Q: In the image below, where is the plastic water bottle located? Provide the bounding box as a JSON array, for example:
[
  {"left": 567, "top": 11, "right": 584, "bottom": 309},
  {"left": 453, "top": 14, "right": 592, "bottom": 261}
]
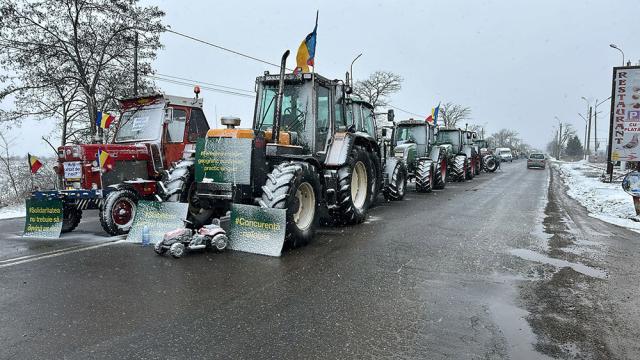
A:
[{"left": 142, "top": 225, "right": 150, "bottom": 246}]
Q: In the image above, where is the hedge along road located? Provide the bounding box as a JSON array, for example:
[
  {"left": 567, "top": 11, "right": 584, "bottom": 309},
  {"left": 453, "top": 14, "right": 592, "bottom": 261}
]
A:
[{"left": 0, "top": 160, "right": 636, "bottom": 359}]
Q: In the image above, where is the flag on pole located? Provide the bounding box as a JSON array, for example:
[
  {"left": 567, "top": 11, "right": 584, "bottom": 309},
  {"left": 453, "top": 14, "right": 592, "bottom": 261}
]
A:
[
  {"left": 28, "top": 153, "right": 42, "bottom": 174},
  {"left": 96, "top": 111, "right": 114, "bottom": 129},
  {"left": 97, "top": 149, "right": 114, "bottom": 171},
  {"left": 294, "top": 11, "right": 319, "bottom": 74},
  {"left": 432, "top": 103, "right": 440, "bottom": 127}
]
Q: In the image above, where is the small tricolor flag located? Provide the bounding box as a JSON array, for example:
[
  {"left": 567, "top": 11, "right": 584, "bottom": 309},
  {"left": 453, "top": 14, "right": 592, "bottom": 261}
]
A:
[
  {"left": 426, "top": 103, "right": 440, "bottom": 126},
  {"left": 294, "top": 11, "right": 318, "bottom": 74},
  {"left": 28, "top": 153, "right": 42, "bottom": 174},
  {"left": 96, "top": 111, "right": 114, "bottom": 129},
  {"left": 97, "top": 149, "right": 114, "bottom": 171}
]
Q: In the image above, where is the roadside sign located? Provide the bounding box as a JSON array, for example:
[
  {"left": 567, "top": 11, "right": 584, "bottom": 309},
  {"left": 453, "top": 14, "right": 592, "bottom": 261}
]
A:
[
  {"left": 609, "top": 66, "right": 640, "bottom": 162},
  {"left": 228, "top": 203, "right": 286, "bottom": 257},
  {"left": 195, "top": 137, "right": 253, "bottom": 185},
  {"left": 63, "top": 161, "right": 82, "bottom": 180},
  {"left": 23, "top": 198, "right": 63, "bottom": 238},
  {"left": 126, "top": 200, "right": 188, "bottom": 244}
]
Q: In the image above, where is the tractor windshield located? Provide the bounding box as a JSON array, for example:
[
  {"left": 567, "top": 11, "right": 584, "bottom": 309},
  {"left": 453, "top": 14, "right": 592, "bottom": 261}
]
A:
[
  {"left": 396, "top": 125, "right": 426, "bottom": 145},
  {"left": 256, "top": 83, "right": 312, "bottom": 135},
  {"left": 114, "top": 105, "right": 164, "bottom": 143},
  {"left": 436, "top": 131, "right": 460, "bottom": 147}
]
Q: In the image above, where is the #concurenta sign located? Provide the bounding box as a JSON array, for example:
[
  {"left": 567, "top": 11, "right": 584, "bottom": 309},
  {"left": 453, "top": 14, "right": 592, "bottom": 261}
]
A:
[{"left": 611, "top": 66, "right": 640, "bottom": 161}]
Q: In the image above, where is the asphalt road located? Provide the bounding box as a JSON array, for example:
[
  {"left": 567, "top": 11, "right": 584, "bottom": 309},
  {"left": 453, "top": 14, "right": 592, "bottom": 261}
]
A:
[{"left": 1, "top": 160, "right": 639, "bottom": 359}]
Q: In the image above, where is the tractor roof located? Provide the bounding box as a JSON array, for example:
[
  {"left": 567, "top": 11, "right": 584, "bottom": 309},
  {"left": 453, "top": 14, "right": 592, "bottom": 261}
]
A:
[
  {"left": 397, "top": 119, "right": 432, "bottom": 127},
  {"left": 119, "top": 93, "right": 203, "bottom": 110},
  {"left": 256, "top": 72, "right": 337, "bottom": 87}
]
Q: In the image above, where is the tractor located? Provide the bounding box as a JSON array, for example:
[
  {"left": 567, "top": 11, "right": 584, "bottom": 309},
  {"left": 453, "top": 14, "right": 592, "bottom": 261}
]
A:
[
  {"left": 434, "top": 128, "right": 478, "bottom": 182},
  {"left": 473, "top": 138, "right": 499, "bottom": 172},
  {"left": 384, "top": 119, "right": 448, "bottom": 194},
  {"left": 31, "top": 91, "right": 212, "bottom": 236},
  {"left": 195, "top": 51, "right": 379, "bottom": 248},
  {"left": 464, "top": 130, "right": 482, "bottom": 176}
]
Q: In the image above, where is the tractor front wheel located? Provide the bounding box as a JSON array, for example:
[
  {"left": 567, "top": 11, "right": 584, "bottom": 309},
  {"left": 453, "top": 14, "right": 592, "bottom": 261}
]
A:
[
  {"left": 333, "top": 148, "right": 372, "bottom": 225},
  {"left": 384, "top": 161, "right": 407, "bottom": 201},
  {"left": 368, "top": 152, "right": 382, "bottom": 207},
  {"left": 415, "top": 159, "right": 433, "bottom": 193},
  {"left": 61, "top": 206, "right": 82, "bottom": 233},
  {"left": 433, "top": 156, "right": 447, "bottom": 190},
  {"left": 451, "top": 155, "right": 467, "bottom": 182},
  {"left": 100, "top": 189, "right": 138, "bottom": 236},
  {"left": 259, "top": 161, "right": 320, "bottom": 248}
]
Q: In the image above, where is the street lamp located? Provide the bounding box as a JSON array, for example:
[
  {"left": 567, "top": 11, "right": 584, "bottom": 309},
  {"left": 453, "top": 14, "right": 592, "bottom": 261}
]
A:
[{"left": 610, "top": 43, "right": 625, "bottom": 66}]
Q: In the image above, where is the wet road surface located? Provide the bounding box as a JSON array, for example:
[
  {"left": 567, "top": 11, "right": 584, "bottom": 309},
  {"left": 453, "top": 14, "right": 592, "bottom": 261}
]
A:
[{"left": 1, "top": 160, "right": 638, "bottom": 359}]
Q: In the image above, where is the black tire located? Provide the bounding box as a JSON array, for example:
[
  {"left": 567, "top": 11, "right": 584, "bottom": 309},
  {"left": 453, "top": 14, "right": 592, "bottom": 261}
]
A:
[
  {"left": 451, "top": 155, "right": 467, "bottom": 182},
  {"left": 100, "top": 189, "right": 138, "bottom": 236},
  {"left": 433, "top": 156, "right": 447, "bottom": 190},
  {"left": 332, "top": 147, "right": 372, "bottom": 225},
  {"left": 165, "top": 160, "right": 214, "bottom": 228},
  {"left": 415, "top": 159, "right": 433, "bottom": 193},
  {"left": 484, "top": 155, "right": 498, "bottom": 172},
  {"left": 384, "top": 161, "right": 407, "bottom": 201},
  {"left": 61, "top": 206, "right": 82, "bottom": 233},
  {"left": 466, "top": 157, "right": 475, "bottom": 180},
  {"left": 368, "top": 152, "right": 382, "bottom": 207},
  {"left": 259, "top": 161, "right": 320, "bottom": 248},
  {"left": 474, "top": 157, "right": 481, "bottom": 175}
]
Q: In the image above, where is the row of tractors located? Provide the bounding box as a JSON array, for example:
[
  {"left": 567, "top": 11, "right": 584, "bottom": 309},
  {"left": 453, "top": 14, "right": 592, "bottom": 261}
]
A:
[{"left": 32, "top": 50, "right": 499, "bottom": 249}]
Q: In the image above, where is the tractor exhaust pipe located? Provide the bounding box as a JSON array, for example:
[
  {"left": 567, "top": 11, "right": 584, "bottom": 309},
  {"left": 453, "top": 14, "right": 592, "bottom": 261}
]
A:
[{"left": 272, "top": 50, "right": 290, "bottom": 145}]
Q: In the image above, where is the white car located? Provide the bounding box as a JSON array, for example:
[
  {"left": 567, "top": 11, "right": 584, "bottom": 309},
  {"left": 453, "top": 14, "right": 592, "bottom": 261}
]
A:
[{"left": 496, "top": 148, "right": 513, "bottom": 162}]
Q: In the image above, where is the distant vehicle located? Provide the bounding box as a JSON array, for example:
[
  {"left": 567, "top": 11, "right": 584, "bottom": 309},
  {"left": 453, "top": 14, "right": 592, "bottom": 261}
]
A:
[
  {"left": 496, "top": 148, "right": 513, "bottom": 162},
  {"left": 527, "top": 153, "right": 546, "bottom": 169}
]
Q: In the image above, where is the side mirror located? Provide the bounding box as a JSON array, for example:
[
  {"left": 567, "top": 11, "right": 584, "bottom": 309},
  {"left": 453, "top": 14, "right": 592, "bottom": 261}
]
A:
[
  {"left": 164, "top": 108, "right": 173, "bottom": 124},
  {"left": 387, "top": 109, "right": 395, "bottom": 123}
]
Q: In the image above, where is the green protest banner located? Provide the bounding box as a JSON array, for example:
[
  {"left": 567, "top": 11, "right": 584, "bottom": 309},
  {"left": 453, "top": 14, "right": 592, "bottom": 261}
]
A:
[
  {"left": 23, "top": 198, "right": 63, "bottom": 238},
  {"left": 126, "top": 200, "right": 188, "bottom": 244},
  {"left": 195, "top": 137, "right": 253, "bottom": 184},
  {"left": 229, "top": 203, "right": 286, "bottom": 257}
]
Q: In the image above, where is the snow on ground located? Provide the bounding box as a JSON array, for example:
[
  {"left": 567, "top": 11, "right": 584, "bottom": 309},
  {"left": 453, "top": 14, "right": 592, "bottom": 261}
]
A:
[
  {"left": 0, "top": 204, "right": 26, "bottom": 220},
  {"left": 556, "top": 161, "right": 640, "bottom": 232}
]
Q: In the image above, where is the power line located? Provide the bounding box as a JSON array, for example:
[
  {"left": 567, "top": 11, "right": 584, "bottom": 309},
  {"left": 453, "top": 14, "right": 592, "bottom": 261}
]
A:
[
  {"left": 147, "top": 75, "right": 254, "bottom": 98},
  {"left": 388, "top": 104, "right": 426, "bottom": 119},
  {"left": 154, "top": 73, "right": 254, "bottom": 93}
]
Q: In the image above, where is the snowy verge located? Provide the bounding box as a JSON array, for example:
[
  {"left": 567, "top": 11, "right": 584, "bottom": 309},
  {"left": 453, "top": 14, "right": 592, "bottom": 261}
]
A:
[
  {"left": 0, "top": 204, "right": 26, "bottom": 220},
  {"left": 556, "top": 161, "right": 640, "bottom": 232}
]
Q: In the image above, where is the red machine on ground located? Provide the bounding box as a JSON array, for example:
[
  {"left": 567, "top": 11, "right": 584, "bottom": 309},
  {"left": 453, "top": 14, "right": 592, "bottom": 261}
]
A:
[{"left": 32, "top": 90, "right": 213, "bottom": 235}]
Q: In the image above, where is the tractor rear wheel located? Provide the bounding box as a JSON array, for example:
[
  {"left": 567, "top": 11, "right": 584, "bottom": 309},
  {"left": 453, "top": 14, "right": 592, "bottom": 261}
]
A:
[
  {"left": 165, "top": 159, "right": 214, "bottom": 228},
  {"left": 451, "top": 155, "right": 467, "bottom": 182},
  {"left": 384, "top": 161, "right": 407, "bottom": 201},
  {"left": 259, "top": 161, "right": 320, "bottom": 248},
  {"left": 433, "top": 156, "right": 447, "bottom": 190},
  {"left": 415, "top": 159, "right": 433, "bottom": 193},
  {"left": 100, "top": 189, "right": 138, "bottom": 236},
  {"left": 368, "top": 152, "right": 382, "bottom": 207},
  {"left": 467, "top": 158, "right": 475, "bottom": 180},
  {"left": 61, "top": 206, "right": 82, "bottom": 233},
  {"left": 474, "top": 157, "right": 481, "bottom": 175},
  {"left": 333, "top": 147, "right": 371, "bottom": 225}
]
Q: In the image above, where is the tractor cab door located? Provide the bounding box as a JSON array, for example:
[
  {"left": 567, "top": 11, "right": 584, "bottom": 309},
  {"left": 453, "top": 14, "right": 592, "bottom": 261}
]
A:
[{"left": 163, "top": 106, "right": 189, "bottom": 167}]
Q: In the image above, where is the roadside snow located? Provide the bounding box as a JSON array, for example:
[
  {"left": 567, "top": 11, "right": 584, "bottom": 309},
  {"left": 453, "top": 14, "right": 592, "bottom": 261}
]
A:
[
  {"left": 0, "top": 204, "right": 26, "bottom": 220},
  {"left": 556, "top": 161, "right": 640, "bottom": 232}
]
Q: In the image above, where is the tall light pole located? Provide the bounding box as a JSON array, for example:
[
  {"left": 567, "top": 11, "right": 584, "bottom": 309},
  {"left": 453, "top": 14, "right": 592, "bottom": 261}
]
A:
[
  {"left": 581, "top": 97, "right": 592, "bottom": 157},
  {"left": 610, "top": 44, "right": 625, "bottom": 66},
  {"left": 578, "top": 113, "right": 588, "bottom": 160},
  {"left": 555, "top": 116, "right": 563, "bottom": 160}
]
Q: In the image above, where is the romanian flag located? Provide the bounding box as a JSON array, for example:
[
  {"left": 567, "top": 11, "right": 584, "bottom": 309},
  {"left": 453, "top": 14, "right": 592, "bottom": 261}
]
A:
[
  {"left": 28, "top": 153, "right": 42, "bottom": 174},
  {"left": 426, "top": 104, "right": 440, "bottom": 126},
  {"left": 96, "top": 111, "right": 114, "bottom": 129},
  {"left": 295, "top": 12, "right": 318, "bottom": 74},
  {"left": 97, "top": 149, "right": 114, "bottom": 171}
]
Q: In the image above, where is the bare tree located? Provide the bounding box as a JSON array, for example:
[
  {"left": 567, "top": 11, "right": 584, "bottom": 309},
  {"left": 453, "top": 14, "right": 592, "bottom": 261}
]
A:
[
  {"left": 353, "top": 71, "right": 403, "bottom": 110},
  {"left": 490, "top": 128, "right": 520, "bottom": 148},
  {"left": 439, "top": 102, "right": 471, "bottom": 128},
  {"left": 0, "top": 0, "right": 164, "bottom": 143},
  {"left": 0, "top": 131, "right": 19, "bottom": 197}
]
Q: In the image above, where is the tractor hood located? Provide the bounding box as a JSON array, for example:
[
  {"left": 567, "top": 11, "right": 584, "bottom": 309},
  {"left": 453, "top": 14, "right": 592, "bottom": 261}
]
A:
[{"left": 393, "top": 142, "right": 416, "bottom": 160}]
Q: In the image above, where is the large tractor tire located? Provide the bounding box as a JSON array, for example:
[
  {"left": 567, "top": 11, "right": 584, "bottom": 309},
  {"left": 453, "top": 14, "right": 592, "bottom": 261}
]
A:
[
  {"left": 368, "top": 152, "right": 383, "bottom": 207},
  {"left": 61, "top": 206, "right": 82, "bottom": 233},
  {"left": 259, "top": 161, "right": 320, "bottom": 248},
  {"left": 415, "top": 159, "right": 433, "bottom": 193},
  {"left": 433, "top": 155, "right": 447, "bottom": 190},
  {"left": 466, "top": 157, "right": 475, "bottom": 180},
  {"left": 451, "top": 155, "right": 467, "bottom": 182},
  {"left": 384, "top": 160, "right": 407, "bottom": 201},
  {"left": 484, "top": 155, "right": 499, "bottom": 172},
  {"left": 165, "top": 159, "right": 215, "bottom": 228},
  {"left": 474, "top": 157, "right": 481, "bottom": 175},
  {"left": 100, "top": 189, "right": 138, "bottom": 236},
  {"left": 332, "top": 147, "right": 372, "bottom": 225}
]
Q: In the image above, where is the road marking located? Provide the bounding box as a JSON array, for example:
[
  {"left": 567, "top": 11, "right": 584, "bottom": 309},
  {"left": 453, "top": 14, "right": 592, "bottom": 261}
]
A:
[{"left": 0, "top": 240, "right": 124, "bottom": 269}]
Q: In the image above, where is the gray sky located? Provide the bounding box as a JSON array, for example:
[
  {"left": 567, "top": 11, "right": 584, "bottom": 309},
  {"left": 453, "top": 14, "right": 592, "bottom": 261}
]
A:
[{"left": 5, "top": 0, "right": 639, "bottom": 155}]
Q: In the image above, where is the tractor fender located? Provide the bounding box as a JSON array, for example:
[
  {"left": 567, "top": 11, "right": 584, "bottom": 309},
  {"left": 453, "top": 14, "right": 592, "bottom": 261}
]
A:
[
  {"left": 428, "top": 145, "right": 444, "bottom": 162},
  {"left": 383, "top": 157, "right": 404, "bottom": 186},
  {"left": 324, "top": 132, "right": 355, "bottom": 167}
]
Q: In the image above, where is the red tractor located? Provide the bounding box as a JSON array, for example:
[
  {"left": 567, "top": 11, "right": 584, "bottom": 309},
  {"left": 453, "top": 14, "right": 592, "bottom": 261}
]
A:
[{"left": 31, "top": 91, "right": 213, "bottom": 235}]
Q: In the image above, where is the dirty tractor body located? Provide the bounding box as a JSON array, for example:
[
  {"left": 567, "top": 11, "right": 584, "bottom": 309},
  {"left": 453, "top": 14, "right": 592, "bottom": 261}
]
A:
[
  {"left": 434, "top": 128, "right": 478, "bottom": 182},
  {"left": 31, "top": 93, "right": 212, "bottom": 235}
]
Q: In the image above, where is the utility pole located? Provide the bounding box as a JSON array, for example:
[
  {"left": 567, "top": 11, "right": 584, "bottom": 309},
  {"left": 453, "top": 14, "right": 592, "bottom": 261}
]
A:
[
  {"left": 557, "top": 123, "right": 563, "bottom": 159},
  {"left": 586, "top": 106, "right": 592, "bottom": 158},
  {"left": 133, "top": 32, "right": 139, "bottom": 95}
]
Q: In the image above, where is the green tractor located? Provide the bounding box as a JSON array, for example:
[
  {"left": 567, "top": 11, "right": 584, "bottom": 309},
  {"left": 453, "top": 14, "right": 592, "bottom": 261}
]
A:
[
  {"left": 434, "top": 128, "right": 478, "bottom": 182},
  {"left": 195, "top": 51, "right": 379, "bottom": 248},
  {"left": 385, "top": 119, "right": 448, "bottom": 194}
]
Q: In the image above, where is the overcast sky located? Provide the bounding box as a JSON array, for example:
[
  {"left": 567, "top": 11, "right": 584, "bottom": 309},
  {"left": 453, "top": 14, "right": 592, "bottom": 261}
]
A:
[{"left": 4, "top": 0, "right": 639, "bottom": 155}]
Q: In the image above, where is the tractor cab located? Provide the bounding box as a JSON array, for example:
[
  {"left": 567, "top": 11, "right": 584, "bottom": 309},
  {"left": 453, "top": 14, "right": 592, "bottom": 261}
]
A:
[{"left": 435, "top": 128, "right": 464, "bottom": 153}]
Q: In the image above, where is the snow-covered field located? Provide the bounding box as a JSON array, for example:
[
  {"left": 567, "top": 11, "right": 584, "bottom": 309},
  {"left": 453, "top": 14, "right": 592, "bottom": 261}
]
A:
[
  {"left": 556, "top": 161, "right": 640, "bottom": 232},
  {"left": 0, "top": 204, "right": 26, "bottom": 220}
]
